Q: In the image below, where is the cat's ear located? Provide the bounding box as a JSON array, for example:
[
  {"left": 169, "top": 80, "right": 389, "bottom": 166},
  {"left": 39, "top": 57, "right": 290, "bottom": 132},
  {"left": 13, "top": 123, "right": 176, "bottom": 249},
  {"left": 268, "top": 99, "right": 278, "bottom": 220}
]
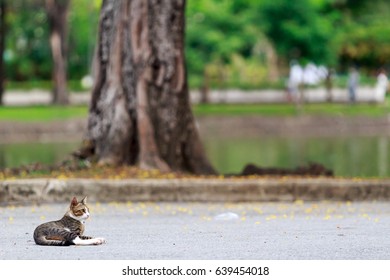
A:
[
  {"left": 70, "top": 197, "right": 78, "bottom": 208},
  {"left": 81, "top": 196, "right": 87, "bottom": 204}
]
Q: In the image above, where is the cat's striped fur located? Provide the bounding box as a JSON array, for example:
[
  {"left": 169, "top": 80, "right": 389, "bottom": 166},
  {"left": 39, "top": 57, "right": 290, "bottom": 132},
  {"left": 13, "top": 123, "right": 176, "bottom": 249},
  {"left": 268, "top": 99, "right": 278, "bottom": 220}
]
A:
[{"left": 33, "top": 197, "right": 105, "bottom": 246}]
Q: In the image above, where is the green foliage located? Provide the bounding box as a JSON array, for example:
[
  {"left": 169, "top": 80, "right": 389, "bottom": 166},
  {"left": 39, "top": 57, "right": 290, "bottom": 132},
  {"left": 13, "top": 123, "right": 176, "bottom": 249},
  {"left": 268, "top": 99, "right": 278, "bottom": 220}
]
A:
[
  {"left": 3, "top": 0, "right": 390, "bottom": 90},
  {"left": 186, "top": 0, "right": 266, "bottom": 88},
  {"left": 310, "top": 0, "right": 390, "bottom": 70},
  {"left": 4, "top": 0, "right": 101, "bottom": 82},
  {"left": 67, "top": 0, "right": 101, "bottom": 79},
  {"left": 258, "top": 0, "right": 337, "bottom": 64},
  {"left": 5, "top": 2, "right": 51, "bottom": 80},
  {"left": 185, "top": 0, "right": 343, "bottom": 89},
  {"left": 336, "top": 0, "right": 390, "bottom": 68}
]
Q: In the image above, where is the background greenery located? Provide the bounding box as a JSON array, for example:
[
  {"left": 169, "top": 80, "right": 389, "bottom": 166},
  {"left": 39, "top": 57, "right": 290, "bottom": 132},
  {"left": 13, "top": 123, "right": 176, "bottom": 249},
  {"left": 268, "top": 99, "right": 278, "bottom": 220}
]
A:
[{"left": 3, "top": 0, "right": 390, "bottom": 90}]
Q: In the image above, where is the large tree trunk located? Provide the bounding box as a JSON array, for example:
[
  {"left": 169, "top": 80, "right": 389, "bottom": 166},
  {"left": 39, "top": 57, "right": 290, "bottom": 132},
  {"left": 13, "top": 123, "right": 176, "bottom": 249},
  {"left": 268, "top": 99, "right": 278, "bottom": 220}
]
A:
[
  {"left": 46, "top": 0, "right": 69, "bottom": 105},
  {"left": 84, "top": 0, "right": 216, "bottom": 175},
  {"left": 0, "top": 0, "right": 6, "bottom": 105}
]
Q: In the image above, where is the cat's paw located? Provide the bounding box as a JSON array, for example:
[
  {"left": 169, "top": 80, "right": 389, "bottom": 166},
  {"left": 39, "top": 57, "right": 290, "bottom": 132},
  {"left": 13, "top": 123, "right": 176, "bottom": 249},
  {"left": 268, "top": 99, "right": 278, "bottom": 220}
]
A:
[{"left": 92, "top": 237, "right": 106, "bottom": 245}]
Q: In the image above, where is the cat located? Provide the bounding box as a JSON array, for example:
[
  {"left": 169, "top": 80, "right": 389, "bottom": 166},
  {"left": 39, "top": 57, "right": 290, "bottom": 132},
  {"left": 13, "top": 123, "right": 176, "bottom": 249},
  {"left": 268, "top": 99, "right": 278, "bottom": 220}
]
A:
[{"left": 33, "top": 196, "right": 105, "bottom": 246}]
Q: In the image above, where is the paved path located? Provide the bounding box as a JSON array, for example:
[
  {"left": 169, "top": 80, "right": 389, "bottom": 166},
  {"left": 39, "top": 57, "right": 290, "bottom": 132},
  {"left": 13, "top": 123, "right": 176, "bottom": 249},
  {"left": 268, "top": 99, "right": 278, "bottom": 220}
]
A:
[
  {"left": 1, "top": 201, "right": 390, "bottom": 259},
  {"left": 2, "top": 87, "right": 380, "bottom": 106}
]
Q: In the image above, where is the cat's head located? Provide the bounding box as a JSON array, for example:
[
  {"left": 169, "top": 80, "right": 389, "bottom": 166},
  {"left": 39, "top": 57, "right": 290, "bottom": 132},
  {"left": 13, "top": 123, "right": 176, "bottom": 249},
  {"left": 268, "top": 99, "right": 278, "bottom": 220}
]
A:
[{"left": 69, "top": 196, "right": 90, "bottom": 221}]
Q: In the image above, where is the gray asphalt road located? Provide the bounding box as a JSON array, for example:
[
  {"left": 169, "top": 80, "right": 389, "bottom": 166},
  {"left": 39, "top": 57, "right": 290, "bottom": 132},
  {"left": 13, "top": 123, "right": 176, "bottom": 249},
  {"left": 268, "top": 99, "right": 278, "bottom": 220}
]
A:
[{"left": 1, "top": 201, "right": 390, "bottom": 260}]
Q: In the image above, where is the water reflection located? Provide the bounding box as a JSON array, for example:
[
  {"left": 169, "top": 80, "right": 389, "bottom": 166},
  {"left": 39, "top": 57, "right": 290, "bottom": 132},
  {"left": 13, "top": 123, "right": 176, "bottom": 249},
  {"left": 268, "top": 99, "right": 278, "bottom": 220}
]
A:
[
  {"left": 0, "top": 136, "right": 389, "bottom": 178},
  {"left": 203, "top": 135, "right": 390, "bottom": 178},
  {"left": 0, "top": 142, "right": 79, "bottom": 169}
]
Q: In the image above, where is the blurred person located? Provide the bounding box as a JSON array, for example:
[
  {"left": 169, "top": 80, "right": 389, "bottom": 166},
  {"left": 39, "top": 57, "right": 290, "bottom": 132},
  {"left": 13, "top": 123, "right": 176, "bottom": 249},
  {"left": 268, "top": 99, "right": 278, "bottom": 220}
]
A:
[
  {"left": 286, "top": 60, "right": 303, "bottom": 102},
  {"left": 303, "top": 62, "right": 320, "bottom": 86},
  {"left": 347, "top": 67, "right": 359, "bottom": 103},
  {"left": 325, "top": 68, "right": 335, "bottom": 102},
  {"left": 374, "top": 68, "right": 389, "bottom": 103},
  {"left": 317, "top": 65, "right": 328, "bottom": 81}
]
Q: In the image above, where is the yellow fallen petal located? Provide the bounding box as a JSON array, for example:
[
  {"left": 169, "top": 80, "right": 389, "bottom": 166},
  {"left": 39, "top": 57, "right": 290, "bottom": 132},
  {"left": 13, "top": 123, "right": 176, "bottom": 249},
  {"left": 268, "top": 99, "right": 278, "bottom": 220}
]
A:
[
  {"left": 56, "top": 174, "right": 68, "bottom": 180},
  {"left": 294, "top": 199, "right": 304, "bottom": 206},
  {"left": 266, "top": 215, "right": 277, "bottom": 221}
]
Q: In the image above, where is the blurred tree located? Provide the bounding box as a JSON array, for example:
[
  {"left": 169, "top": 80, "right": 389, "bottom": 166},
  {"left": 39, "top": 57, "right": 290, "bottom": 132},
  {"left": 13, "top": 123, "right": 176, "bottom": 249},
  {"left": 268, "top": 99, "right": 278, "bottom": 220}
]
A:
[
  {"left": 0, "top": 0, "right": 6, "bottom": 105},
  {"left": 5, "top": 1, "right": 51, "bottom": 81},
  {"left": 67, "top": 0, "right": 101, "bottom": 79},
  {"left": 46, "top": 0, "right": 70, "bottom": 105},
  {"left": 259, "top": 0, "right": 337, "bottom": 66},
  {"left": 79, "top": 0, "right": 215, "bottom": 174},
  {"left": 331, "top": 0, "right": 390, "bottom": 69},
  {"left": 3, "top": 0, "right": 100, "bottom": 83},
  {"left": 1, "top": 0, "right": 389, "bottom": 90},
  {"left": 186, "top": 0, "right": 273, "bottom": 89}
]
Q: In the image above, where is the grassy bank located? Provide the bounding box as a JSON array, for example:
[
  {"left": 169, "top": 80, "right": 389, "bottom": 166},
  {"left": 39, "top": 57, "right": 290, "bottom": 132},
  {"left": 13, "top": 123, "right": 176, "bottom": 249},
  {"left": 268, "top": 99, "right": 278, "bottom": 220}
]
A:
[
  {"left": 0, "top": 102, "right": 389, "bottom": 122},
  {"left": 0, "top": 106, "right": 88, "bottom": 122},
  {"left": 193, "top": 103, "right": 390, "bottom": 117}
]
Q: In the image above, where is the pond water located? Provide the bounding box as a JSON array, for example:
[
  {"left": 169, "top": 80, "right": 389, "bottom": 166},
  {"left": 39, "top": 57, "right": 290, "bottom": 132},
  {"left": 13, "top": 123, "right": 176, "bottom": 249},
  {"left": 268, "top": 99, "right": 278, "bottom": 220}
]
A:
[
  {"left": 204, "top": 135, "right": 390, "bottom": 178},
  {"left": 1, "top": 135, "right": 390, "bottom": 178},
  {"left": 0, "top": 142, "right": 78, "bottom": 169}
]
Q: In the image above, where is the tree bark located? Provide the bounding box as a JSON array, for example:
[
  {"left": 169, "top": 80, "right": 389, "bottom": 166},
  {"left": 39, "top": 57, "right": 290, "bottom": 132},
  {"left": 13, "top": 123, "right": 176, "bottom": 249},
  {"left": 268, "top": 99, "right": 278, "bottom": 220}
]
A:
[
  {"left": 84, "top": 0, "right": 216, "bottom": 175},
  {"left": 0, "top": 0, "right": 6, "bottom": 105},
  {"left": 46, "top": 0, "right": 69, "bottom": 105}
]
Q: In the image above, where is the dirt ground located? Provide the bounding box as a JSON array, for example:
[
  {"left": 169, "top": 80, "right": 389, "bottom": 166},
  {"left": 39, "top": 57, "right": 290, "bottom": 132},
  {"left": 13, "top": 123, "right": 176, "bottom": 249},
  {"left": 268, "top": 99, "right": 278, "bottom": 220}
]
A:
[
  {"left": 2, "top": 115, "right": 390, "bottom": 144},
  {"left": 197, "top": 115, "right": 390, "bottom": 138}
]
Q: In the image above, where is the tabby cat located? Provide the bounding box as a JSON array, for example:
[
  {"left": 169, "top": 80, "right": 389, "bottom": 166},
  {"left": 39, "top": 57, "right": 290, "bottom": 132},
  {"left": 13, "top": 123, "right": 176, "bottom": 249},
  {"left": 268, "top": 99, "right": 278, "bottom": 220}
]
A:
[{"left": 33, "top": 196, "right": 105, "bottom": 246}]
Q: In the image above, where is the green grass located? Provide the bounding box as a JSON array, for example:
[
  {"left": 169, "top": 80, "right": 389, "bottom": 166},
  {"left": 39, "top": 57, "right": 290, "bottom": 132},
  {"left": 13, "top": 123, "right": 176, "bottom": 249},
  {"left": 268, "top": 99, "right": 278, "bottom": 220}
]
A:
[
  {"left": 0, "top": 102, "right": 389, "bottom": 122},
  {"left": 0, "top": 106, "right": 88, "bottom": 122}
]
